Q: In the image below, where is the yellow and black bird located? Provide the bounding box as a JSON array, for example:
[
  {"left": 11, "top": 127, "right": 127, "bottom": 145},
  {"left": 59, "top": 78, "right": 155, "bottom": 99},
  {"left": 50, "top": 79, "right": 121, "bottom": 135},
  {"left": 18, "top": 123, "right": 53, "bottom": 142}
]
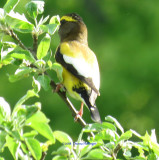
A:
[{"left": 55, "top": 13, "right": 101, "bottom": 123}]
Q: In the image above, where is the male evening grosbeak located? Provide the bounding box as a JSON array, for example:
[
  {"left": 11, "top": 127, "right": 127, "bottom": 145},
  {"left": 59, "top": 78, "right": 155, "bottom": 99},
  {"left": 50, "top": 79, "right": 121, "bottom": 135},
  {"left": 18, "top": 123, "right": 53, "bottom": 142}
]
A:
[{"left": 55, "top": 13, "right": 101, "bottom": 123}]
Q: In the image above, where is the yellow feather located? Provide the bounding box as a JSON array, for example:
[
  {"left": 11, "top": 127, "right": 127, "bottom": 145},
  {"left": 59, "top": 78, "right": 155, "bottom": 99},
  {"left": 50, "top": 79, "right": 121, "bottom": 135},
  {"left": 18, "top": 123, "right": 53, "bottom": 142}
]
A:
[
  {"left": 62, "top": 67, "right": 89, "bottom": 101},
  {"left": 60, "top": 41, "right": 96, "bottom": 62},
  {"left": 60, "top": 42, "right": 76, "bottom": 58},
  {"left": 60, "top": 16, "right": 77, "bottom": 22}
]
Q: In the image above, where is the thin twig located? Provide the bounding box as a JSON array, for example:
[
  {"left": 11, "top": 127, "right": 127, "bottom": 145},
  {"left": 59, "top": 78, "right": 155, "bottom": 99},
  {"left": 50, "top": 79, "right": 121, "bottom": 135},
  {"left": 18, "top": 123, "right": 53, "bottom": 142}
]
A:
[
  {"left": 40, "top": 151, "right": 46, "bottom": 160},
  {"left": 112, "top": 144, "right": 121, "bottom": 159},
  {"left": 50, "top": 80, "right": 95, "bottom": 137},
  {"left": 50, "top": 81, "right": 87, "bottom": 127},
  {"left": 8, "top": 29, "right": 29, "bottom": 51},
  {"left": 32, "top": 33, "right": 38, "bottom": 57}
]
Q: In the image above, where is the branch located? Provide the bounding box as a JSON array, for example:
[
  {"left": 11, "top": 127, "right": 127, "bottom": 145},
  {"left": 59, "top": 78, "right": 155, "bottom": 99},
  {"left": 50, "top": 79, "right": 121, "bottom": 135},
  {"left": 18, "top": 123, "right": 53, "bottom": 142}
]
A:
[
  {"left": 40, "top": 151, "right": 46, "bottom": 160},
  {"left": 7, "top": 29, "right": 29, "bottom": 51},
  {"left": 50, "top": 80, "right": 87, "bottom": 127},
  {"left": 50, "top": 80, "right": 95, "bottom": 137},
  {"left": 32, "top": 33, "right": 38, "bottom": 57},
  {"left": 112, "top": 144, "right": 122, "bottom": 159}
]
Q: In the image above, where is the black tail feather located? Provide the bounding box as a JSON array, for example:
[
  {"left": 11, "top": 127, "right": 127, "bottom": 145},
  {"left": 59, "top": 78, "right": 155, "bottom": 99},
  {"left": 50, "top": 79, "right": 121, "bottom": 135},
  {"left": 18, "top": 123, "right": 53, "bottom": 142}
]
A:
[
  {"left": 72, "top": 86, "right": 101, "bottom": 123},
  {"left": 89, "top": 104, "right": 102, "bottom": 123}
]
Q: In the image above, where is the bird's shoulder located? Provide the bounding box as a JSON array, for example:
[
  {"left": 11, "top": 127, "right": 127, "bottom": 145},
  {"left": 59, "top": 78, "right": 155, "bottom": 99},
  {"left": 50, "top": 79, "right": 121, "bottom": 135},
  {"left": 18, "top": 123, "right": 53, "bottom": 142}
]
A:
[{"left": 59, "top": 41, "right": 96, "bottom": 64}]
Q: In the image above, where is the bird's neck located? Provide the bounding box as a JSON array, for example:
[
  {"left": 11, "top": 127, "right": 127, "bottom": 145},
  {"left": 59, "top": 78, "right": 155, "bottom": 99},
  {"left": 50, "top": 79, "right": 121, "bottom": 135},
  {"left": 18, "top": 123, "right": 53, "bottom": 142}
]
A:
[{"left": 61, "top": 32, "right": 88, "bottom": 45}]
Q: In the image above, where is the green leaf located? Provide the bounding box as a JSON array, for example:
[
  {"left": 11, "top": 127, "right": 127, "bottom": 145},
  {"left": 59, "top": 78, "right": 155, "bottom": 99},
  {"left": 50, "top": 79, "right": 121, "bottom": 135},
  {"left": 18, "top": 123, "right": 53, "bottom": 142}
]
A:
[
  {"left": 37, "top": 75, "right": 51, "bottom": 91},
  {"left": 40, "top": 24, "right": 59, "bottom": 35},
  {"left": 34, "top": 59, "right": 46, "bottom": 67},
  {"left": 3, "top": 0, "right": 20, "bottom": 13},
  {"left": 37, "top": 33, "right": 51, "bottom": 59},
  {"left": 0, "top": 97, "right": 11, "bottom": 122},
  {"left": 20, "top": 142, "right": 28, "bottom": 155},
  {"left": 53, "top": 131, "right": 73, "bottom": 149},
  {"left": 13, "top": 90, "right": 38, "bottom": 112},
  {"left": 130, "top": 129, "right": 142, "bottom": 139},
  {"left": 52, "top": 145, "right": 70, "bottom": 157},
  {"left": 27, "top": 110, "right": 49, "bottom": 124},
  {"left": 0, "top": 131, "right": 7, "bottom": 152},
  {"left": 105, "top": 142, "right": 115, "bottom": 151},
  {"left": 83, "top": 149, "right": 105, "bottom": 159},
  {"left": 123, "top": 150, "right": 131, "bottom": 158},
  {"left": 43, "top": 49, "right": 52, "bottom": 62},
  {"left": 40, "top": 15, "right": 60, "bottom": 35},
  {"left": 147, "top": 152, "right": 158, "bottom": 160},
  {"left": 151, "top": 129, "right": 157, "bottom": 144},
  {"left": 105, "top": 115, "right": 124, "bottom": 133},
  {"left": 23, "top": 130, "right": 38, "bottom": 138},
  {"left": 83, "top": 122, "right": 116, "bottom": 133},
  {"left": 102, "top": 122, "right": 117, "bottom": 131},
  {"left": 26, "top": 111, "right": 55, "bottom": 143},
  {"left": 76, "top": 130, "right": 84, "bottom": 157},
  {"left": 8, "top": 49, "right": 36, "bottom": 63},
  {"left": 13, "top": 103, "right": 40, "bottom": 126},
  {"left": 150, "top": 130, "right": 159, "bottom": 156},
  {"left": 3, "top": 41, "right": 17, "bottom": 48},
  {"left": 6, "top": 135, "right": 19, "bottom": 159},
  {"left": 0, "top": 8, "right": 5, "bottom": 23},
  {"left": 25, "top": 1, "right": 44, "bottom": 19},
  {"left": 32, "top": 77, "right": 41, "bottom": 93},
  {"left": 52, "top": 155, "right": 68, "bottom": 160},
  {"left": 132, "top": 142, "right": 148, "bottom": 157},
  {"left": 5, "top": 11, "right": 34, "bottom": 33},
  {"left": 136, "top": 131, "right": 159, "bottom": 157},
  {"left": 47, "top": 60, "right": 52, "bottom": 68},
  {"left": 39, "top": 15, "right": 49, "bottom": 25},
  {"left": 79, "top": 145, "right": 93, "bottom": 158},
  {"left": 25, "top": 138, "right": 42, "bottom": 160},
  {"left": 1, "top": 48, "right": 14, "bottom": 66},
  {"left": 49, "top": 15, "right": 60, "bottom": 25},
  {"left": 94, "top": 129, "right": 116, "bottom": 142},
  {"left": 117, "top": 130, "right": 132, "bottom": 143},
  {"left": 52, "top": 62, "right": 63, "bottom": 82},
  {"left": 9, "top": 66, "right": 34, "bottom": 82}
]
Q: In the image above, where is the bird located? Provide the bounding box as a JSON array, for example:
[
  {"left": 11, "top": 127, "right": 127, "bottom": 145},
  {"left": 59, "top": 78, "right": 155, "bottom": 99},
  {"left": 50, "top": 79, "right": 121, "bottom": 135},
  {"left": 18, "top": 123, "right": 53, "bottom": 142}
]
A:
[{"left": 55, "top": 13, "right": 101, "bottom": 123}]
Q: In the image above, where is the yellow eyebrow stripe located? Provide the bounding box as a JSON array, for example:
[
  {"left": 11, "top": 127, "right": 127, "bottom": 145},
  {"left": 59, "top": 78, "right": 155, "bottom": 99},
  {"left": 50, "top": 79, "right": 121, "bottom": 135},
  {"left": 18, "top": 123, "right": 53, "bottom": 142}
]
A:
[{"left": 60, "top": 16, "right": 77, "bottom": 22}]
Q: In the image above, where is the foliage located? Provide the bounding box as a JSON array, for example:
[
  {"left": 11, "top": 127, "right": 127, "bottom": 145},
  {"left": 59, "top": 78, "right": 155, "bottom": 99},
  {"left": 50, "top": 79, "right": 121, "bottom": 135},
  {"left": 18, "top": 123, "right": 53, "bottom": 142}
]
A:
[
  {"left": 1, "top": 95, "right": 159, "bottom": 159},
  {"left": 0, "top": 0, "right": 159, "bottom": 159}
]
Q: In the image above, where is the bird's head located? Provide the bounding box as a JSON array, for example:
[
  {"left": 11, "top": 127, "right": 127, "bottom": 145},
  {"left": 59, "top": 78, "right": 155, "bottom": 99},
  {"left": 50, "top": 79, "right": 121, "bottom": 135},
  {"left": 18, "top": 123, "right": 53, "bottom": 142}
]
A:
[{"left": 59, "top": 13, "right": 88, "bottom": 44}]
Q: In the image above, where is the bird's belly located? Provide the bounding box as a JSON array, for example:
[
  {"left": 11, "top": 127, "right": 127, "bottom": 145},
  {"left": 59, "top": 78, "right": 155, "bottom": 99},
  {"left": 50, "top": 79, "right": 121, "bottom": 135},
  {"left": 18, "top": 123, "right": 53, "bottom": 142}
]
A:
[{"left": 62, "top": 67, "right": 85, "bottom": 101}]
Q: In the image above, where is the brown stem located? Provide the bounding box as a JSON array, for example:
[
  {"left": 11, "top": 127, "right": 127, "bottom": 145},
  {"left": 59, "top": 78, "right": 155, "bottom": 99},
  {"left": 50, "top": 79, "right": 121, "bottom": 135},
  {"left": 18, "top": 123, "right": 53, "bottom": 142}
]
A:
[
  {"left": 50, "top": 80, "right": 95, "bottom": 137},
  {"left": 9, "top": 29, "right": 29, "bottom": 51},
  {"left": 50, "top": 80, "right": 87, "bottom": 127},
  {"left": 40, "top": 151, "right": 46, "bottom": 160},
  {"left": 32, "top": 33, "right": 38, "bottom": 57},
  {"left": 112, "top": 144, "right": 121, "bottom": 159}
]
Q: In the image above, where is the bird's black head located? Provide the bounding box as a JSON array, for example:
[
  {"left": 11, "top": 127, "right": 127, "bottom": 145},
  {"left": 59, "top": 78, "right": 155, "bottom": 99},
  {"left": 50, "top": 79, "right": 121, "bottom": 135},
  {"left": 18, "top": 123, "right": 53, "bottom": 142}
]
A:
[{"left": 59, "top": 13, "right": 87, "bottom": 43}]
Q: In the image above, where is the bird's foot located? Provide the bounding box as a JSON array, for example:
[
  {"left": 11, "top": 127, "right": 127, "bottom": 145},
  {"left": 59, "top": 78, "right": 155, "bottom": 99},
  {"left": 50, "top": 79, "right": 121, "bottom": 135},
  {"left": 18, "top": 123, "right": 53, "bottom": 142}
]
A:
[
  {"left": 54, "top": 83, "right": 63, "bottom": 93},
  {"left": 74, "top": 102, "right": 83, "bottom": 121}
]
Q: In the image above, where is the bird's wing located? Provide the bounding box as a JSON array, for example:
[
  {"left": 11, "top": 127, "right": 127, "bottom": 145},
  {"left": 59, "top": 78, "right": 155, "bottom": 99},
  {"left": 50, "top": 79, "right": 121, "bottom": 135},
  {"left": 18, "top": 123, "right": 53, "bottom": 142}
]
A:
[{"left": 55, "top": 41, "right": 100, "bottom": 95}]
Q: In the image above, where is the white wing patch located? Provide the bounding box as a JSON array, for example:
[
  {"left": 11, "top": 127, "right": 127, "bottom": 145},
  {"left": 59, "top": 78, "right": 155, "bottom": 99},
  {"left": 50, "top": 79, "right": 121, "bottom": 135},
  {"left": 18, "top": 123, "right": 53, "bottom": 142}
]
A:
[{"left": 63, "top": 54, "right": 100, "bottom": 90}]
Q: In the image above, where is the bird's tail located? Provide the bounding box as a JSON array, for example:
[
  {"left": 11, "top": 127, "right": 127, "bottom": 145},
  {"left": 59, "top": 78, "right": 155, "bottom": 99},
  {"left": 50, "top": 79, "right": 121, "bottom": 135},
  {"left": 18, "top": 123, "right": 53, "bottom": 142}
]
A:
[{"left": 89, "top": 104, "right": 101, "bottom": 123}]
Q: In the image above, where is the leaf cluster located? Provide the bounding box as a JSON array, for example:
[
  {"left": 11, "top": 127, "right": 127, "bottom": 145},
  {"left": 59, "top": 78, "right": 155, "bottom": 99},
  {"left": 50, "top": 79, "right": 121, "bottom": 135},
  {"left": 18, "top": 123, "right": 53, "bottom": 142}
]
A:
[
  {"left": 1, "top": 94, "right": 159, "bottom": 159},
  {"left": 0, "top": 0, "right": 62, "bottom": 86}
]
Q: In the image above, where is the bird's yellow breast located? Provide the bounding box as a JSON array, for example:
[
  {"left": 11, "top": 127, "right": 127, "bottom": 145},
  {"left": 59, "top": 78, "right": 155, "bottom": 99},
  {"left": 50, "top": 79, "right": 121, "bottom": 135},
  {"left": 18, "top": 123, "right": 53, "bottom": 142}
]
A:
[{"left": 62, "top": 67, "right": 89, "bottom": 101}]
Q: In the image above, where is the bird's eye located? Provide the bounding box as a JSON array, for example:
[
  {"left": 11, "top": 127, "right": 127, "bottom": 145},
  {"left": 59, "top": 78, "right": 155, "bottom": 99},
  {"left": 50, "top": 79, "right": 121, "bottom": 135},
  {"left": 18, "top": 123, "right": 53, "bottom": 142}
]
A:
[{"left": 60, "top": 19, "right": 66, "bottom": 25}]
